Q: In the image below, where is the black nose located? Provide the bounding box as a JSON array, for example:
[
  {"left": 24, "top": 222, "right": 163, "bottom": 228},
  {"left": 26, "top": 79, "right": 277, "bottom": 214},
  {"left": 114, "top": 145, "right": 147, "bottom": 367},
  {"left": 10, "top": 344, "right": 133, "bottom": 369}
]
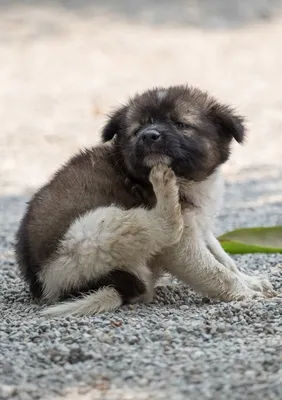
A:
[{"left": 141, "top": 130, "right": 160, "bottom": 145}]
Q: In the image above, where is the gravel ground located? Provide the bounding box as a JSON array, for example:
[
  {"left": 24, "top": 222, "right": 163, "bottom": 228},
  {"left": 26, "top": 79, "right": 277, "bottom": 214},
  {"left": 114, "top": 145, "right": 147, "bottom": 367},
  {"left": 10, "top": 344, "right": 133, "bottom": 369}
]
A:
[{"left": 1, "top": 1, "right": 282, "bottom": 400}]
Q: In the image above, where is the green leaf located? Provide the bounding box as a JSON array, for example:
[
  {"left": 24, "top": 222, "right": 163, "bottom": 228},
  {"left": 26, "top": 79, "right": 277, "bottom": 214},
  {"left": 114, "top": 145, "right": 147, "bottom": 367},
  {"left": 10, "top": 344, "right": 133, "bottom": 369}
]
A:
[{"left": 217, "top": 226, "right": 282, "bottom": 254}]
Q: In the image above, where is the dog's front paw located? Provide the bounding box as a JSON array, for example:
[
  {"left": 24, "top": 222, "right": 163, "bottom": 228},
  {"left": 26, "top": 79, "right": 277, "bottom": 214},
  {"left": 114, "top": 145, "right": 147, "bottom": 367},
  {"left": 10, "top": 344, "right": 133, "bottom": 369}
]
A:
[
  {"left": 149, "top": 163, "right": 176, "bottom": 189},
  {"left": 221, "top": 274, "right": 277, "bottom": 302},
  {"left": 240, "top": 273, "right": 277, "bottom": 298},
  {"left": 221, "top": 283, "right": 261, "bottom": 302}
]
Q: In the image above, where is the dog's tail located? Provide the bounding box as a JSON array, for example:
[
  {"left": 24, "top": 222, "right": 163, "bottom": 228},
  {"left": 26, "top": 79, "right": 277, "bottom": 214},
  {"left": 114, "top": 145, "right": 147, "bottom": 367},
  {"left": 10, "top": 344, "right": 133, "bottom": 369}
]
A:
[{"left": 40, "top": 287, "right": 122, "bottom": 317}]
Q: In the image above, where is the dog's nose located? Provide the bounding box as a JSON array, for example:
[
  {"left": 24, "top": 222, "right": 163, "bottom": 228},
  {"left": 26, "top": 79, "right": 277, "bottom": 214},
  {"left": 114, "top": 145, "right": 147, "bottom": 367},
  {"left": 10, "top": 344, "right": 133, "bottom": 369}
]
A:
[{"left": 141, "top": 130, "right": 160, "bottom": 145}]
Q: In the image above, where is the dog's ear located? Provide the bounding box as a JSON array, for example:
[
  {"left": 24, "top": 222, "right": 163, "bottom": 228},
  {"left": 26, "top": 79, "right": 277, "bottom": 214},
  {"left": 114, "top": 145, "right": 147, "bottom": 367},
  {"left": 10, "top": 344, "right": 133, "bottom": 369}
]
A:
[
  {"left": 209, "top": 103, "right": 246, "bottom": 144},
  {"left": 102, "top": 106, "right": 128, "bottom": 142}
]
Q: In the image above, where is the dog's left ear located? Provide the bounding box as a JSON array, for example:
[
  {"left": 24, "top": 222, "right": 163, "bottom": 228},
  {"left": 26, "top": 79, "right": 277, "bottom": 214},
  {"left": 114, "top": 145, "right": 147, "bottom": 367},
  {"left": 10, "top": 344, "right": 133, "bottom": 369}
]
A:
[
  {"left": 209, "top": 103, "right": 246, "bottom": 144},
  {"left": 102, "top": 105, "right": 128, "bottom": 142}
]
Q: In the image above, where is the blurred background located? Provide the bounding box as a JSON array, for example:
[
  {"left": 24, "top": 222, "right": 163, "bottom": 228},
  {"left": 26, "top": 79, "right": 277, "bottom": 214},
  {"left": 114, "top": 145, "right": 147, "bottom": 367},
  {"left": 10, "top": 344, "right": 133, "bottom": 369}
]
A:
[{"left": 1, "top": 0, "right": 282, "bottom": 195}]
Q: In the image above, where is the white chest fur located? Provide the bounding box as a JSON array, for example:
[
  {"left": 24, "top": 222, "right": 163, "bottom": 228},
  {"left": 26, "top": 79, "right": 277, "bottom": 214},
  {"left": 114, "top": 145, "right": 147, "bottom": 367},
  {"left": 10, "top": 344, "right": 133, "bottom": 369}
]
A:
[{"left": 178, "top": 168, "right": 224, "bottom": 232}]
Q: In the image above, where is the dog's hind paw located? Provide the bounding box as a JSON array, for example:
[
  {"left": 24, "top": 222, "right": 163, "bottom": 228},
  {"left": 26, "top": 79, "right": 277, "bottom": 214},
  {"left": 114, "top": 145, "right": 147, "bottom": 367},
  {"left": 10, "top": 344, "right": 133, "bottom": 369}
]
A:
[{"left": 149, "top": 163, "right": 176, "bottom": 189}]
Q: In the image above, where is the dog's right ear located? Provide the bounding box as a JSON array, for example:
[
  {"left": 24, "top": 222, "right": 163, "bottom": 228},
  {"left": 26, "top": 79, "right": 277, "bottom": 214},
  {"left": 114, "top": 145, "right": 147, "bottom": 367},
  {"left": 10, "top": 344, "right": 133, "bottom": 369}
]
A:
[{"left": 102, "top": 106, "right": 128, "bottom": 142}]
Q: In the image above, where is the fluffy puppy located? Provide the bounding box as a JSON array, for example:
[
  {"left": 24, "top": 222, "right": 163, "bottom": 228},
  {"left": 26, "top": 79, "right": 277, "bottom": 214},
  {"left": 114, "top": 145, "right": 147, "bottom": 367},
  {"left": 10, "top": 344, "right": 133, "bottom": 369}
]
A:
[{"left": 15, "top": 85, "right": 276, "bottom": 316}]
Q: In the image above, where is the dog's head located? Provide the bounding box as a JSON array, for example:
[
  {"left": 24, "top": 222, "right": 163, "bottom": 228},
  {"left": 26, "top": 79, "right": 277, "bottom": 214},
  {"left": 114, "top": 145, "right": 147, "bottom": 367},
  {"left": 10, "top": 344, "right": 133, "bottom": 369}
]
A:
[{"left": 102, "top": 85, "right": 245, "bottom": 182}]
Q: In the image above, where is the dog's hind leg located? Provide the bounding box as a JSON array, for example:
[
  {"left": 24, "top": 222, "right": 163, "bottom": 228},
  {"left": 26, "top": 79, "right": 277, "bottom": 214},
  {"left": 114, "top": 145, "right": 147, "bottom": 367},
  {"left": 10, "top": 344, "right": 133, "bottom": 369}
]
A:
[{"left": 41, "top": 164, "right": 183, "bottom": 316}]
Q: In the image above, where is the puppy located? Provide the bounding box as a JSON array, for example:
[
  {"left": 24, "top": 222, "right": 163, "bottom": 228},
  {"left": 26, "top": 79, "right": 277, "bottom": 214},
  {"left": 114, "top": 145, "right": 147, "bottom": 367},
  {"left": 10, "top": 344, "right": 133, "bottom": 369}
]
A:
[{"left": 15, "top": 85, "right": 276, "bottom": 316}]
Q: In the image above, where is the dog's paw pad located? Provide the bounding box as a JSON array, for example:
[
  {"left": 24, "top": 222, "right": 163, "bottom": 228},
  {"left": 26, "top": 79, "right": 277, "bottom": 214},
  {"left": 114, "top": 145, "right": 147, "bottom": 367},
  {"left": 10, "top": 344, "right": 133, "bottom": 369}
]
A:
[
  {"left": 150, "top": 163, "right": 175, "bottom": 187},
  {"left": 163, "top": 167, "right": 175, "bottom": 184}
]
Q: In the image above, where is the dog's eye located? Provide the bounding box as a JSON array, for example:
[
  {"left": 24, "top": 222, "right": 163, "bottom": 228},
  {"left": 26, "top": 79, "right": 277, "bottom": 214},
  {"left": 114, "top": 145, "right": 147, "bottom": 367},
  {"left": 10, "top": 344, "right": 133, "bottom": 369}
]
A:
[
  {"left": 132, "top": 127, "right": 140, "bottom": 136},
  {"left": 175, "top": 121, "right": 191, "bottom": 130}
]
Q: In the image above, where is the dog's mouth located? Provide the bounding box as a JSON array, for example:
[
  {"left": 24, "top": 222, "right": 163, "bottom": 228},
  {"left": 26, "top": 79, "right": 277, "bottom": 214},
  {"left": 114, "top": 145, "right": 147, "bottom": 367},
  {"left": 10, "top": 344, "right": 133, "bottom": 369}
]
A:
[
  {"left": 137, "top": 135, "right": 173, "bottom": 168},
  {"left": 143, "top": 153, "right": 172, "bottom": 168},
  {"left": 132, "top": 127, "right": 206, "bottom": 176}
]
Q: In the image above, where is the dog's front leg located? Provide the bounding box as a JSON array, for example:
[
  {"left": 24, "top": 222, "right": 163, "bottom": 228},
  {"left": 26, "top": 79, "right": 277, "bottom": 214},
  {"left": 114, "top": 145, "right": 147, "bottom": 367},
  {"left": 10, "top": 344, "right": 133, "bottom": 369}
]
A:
[
  {"left": 205, "top": 231, "right": 238, "bottom": 273},
  {"left": 205, "top": 230, "right": 276, "bottom": 296},
  {"left": 156, "top": 213, "right": 276, "bottom": 301}
]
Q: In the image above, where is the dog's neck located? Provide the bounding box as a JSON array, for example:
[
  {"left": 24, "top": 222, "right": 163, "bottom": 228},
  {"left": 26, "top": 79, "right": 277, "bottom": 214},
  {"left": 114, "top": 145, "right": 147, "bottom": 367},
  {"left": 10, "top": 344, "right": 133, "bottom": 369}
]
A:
[
  {"left": 123, "top": 165, "right": 223, "bottom": 211},
  {"left": 177, "top": 168, "right": 224, "bottom": 210},
  {"left": 110, "top": 145, "right": 224, "bottom": 210}
]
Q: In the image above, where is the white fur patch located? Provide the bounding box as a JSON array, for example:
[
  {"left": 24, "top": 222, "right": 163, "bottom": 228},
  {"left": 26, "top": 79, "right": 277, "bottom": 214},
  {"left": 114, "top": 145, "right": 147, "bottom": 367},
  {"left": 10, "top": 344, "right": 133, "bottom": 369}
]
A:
[
  {"left": 41, "top": 287, "right": 122, "bottom": 317},
  {"left": 40, "top": 207, "right": 119, "bottom": 301}
]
